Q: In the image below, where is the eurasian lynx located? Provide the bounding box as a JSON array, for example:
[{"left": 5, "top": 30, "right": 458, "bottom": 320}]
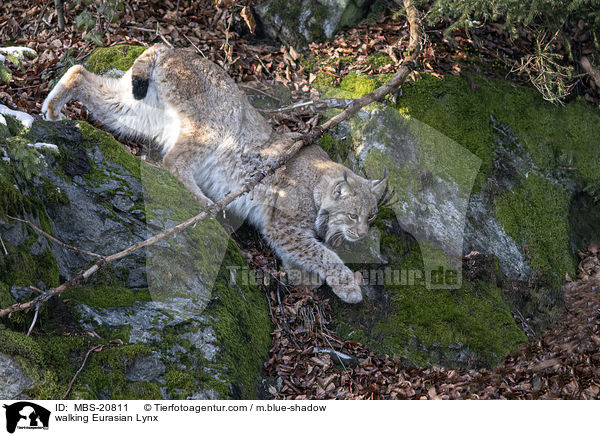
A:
[{"left": 42, "top": 44, "right": 387, "bottom": 303}]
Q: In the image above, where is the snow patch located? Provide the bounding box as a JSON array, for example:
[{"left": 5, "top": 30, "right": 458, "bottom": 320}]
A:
[
  {"left": 28, "top": 142, "right": 59, "bottom": 151},
  {"left": 0, "top": 47, "right": 37, "bottom": 61},
  {"left": 0, "top": 104, "right": 34, "bottom": 129}
]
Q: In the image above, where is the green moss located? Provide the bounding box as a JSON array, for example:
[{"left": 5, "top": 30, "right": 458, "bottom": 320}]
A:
[
  {"left": 208, "top": 240, "right": 272, "bottom": 399},
  {"left": 164, "top": 370, "right": 195, "bottom": 393},
  {"left": 62, "top": 284, "right": 151, "bottom": 309},
  {"left": 4, "top": 115, "right": 28, "bottom": 136},
  {"left": 79, "top": 121, "right": 141, "bottom": 178},
  {"left": 333, "top": 231, "right": 527, "bottom": 368},
  {"left": 86, "top": 45, "right": 147, "bottom": 75},
  {"left": 0, "top": 328, "right": 44, "bottom": 364},
  {"left": 318, "top": 132, "right": 354, "bottom": 161},
  {"left": 41, "top": 177, "right": 69, "bottom": 205},
  {"left": 366, "top": 52, "right": 393, "bottom": 67},
  {"left": 495, "top": 174, "right": 575, "bottom": 281},
  {"left": 71, "top": 344, "right": 156, "bottom": 400},
  {"left": 0, "top": 282, "right": 13, "bottom": 313},
  {"left": 340, "top": 72, "right": 378, "bottom": 96},
  {"left": 311, "top": 73, "right": 336, "bottom": 92},
  {"left": 0, "top": 120, "right": 10, "bottom": 138},
  {"left": 394, "top": 73, "right": 600, "bottom": 192},
  {"left": 0, "top": 167, "right": 25, "bottom": 216},
  {"left": 0, "top": 230, "right": 59, "bottom": 289},
  {"left": 35, "top": 334, "right": 157, "bottom": 400}
]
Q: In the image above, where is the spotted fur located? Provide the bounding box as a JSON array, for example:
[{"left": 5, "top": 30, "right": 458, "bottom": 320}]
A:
[{"left": 42, "top": 44, "right": 387, "bottom": 303}]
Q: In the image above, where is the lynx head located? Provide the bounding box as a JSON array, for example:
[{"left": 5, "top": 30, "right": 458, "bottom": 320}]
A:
[{"left": 316, "top": 169, "right": 387, "bottom": 247}]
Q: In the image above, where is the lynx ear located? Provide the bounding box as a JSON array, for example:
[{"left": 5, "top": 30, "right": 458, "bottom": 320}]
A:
[
  {"left": 332, "top": 174, "right": 352, "bottom": 199},
  {"left": 371, "top": 168, "right": 387, "bottom": 200}
]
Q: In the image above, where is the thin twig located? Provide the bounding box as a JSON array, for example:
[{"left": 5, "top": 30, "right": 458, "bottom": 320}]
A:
[
  {"left": 159, "top": 33, "right": 174, "bottom": 49},
  {"left": 305, "top": 0, "right": 420, "bottom": 142},
  {"left": 128, "top": 26, "right": 156, "bottom": 33},
  {"left": 62, "top": 344, "right": 104, "bottom": 400},
  {"left": 183, "top": 34, "right": 206, "bottom": 58},
  {"left": 27, "top": 308, "right": 39, "bottom": 336},
  {"left": 239, "top": 84, "right": 281, "bottom": 102},
  {"left": 260, "top": 100, "right": 315, "bottom": 113},
  {"left": 6, "top": 215, "right": 104, "bottom": 259},
  {"left": 0, "top": 234, "right": 7, "bottom": 255},
  {"left": 277, "top": 283, "right": 301, "bottom": 349}
]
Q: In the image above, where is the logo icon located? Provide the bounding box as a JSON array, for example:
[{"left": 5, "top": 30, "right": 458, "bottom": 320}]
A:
[{"left": 3, "top": 402, "right": 50, "bottom": 434}]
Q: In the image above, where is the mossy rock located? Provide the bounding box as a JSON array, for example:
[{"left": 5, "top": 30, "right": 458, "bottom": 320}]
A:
[
  {"left": 0, "top": 117, "right": 271, "bottom": 399},
  {"left": 255, "top": 0, "right": 373, "bottom": 49},
  {"left": 315, "top": 70, "right": 600, "bottom": 368},
  {"left": 86, "top": 45, "right": 147, "bottom": 75}
]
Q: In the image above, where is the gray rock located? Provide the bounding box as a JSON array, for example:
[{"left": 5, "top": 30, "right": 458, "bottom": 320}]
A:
[
  {"left": 111, "top": 195, "right": 134, "bottom": 212},
  {"left": 256, "top": 0, "right": 372, "bottom": 49},
  {"left": 0, "top": 220, "right": 25, "bottom": 247},
  {"left": 126, "top": 353, "right": 165, "bottom": 382},
  {"left": 0, "top": 353, "right": 34, "bottom": 399},
  {"left": 10, "top": 285, "right": 36, "bottom": 302},
  {"left": 29, "top": 235, "right": 49, "bottom": 256},
  {"left": 76, "top": 299, "right": 212, "bottom": 344}
]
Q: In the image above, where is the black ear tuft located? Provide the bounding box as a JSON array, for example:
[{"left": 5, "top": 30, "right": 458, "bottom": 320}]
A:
[{"left": 132, "top": 76, "right": 149, "bottom": 100}]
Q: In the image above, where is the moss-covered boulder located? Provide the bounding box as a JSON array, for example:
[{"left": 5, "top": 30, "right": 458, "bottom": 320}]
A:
[
  {"left": 0, "top": 117, "right": 271, "bottom": 399},
  {"left": 255, "top": 0, "right": 373, "bottom": 49},
  {"left": 313, "top": 71, "right": 600, "bottom": 368}
]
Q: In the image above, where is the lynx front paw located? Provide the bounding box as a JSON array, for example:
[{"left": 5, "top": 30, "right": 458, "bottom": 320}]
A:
[
  {"left": 332, "top": 282, "right": 363, "bottom": 304},
  {"left": 327, "top": 269, "right": 363, "bottom": 304}
]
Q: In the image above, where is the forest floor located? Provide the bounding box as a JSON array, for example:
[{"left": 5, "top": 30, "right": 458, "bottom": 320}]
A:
[{"left": 1, "top": 0, "right": 599, "bottom": 399}]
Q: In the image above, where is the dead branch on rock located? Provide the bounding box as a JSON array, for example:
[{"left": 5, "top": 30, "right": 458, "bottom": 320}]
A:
[
  {"left": 6, "top": 215, "right": 104, "bottom": 259},
  {"left": 0, "top": 0, "right": 422, "bottom": 319}
]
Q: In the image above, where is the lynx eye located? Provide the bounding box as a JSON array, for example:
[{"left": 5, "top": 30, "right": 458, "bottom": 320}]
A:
[{"left": 347, "top": 213, "right": 358, "bottom": 221}]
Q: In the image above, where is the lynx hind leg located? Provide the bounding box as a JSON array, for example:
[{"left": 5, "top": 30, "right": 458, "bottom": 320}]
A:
[
  {"left": 130, "top": 44, "right": 169, "bottom": 100},
  {"left": 263, "top": 223, "right": 362, "bottom": 303},
  {"left": 41, "top": 64, "right": 88, "bottom": 120}
]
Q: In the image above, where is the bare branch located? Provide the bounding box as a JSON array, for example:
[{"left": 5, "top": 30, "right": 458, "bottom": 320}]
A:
[
  {"left": 62, "top": 344, "right": 104, "bottom": 400},
  {"left": 27, "top": 308, "right": 39, "bottom": 337},
  {"left": 6, "top": 215, "right": 104, "bottom": 259},
  {"left": 0, "top": 234, "right": 7, "bottom": 255}
]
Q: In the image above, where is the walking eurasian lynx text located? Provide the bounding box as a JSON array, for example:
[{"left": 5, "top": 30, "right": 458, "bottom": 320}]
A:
[{"left": 42, "top": 44, "right": 387, "bottom": 303}]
